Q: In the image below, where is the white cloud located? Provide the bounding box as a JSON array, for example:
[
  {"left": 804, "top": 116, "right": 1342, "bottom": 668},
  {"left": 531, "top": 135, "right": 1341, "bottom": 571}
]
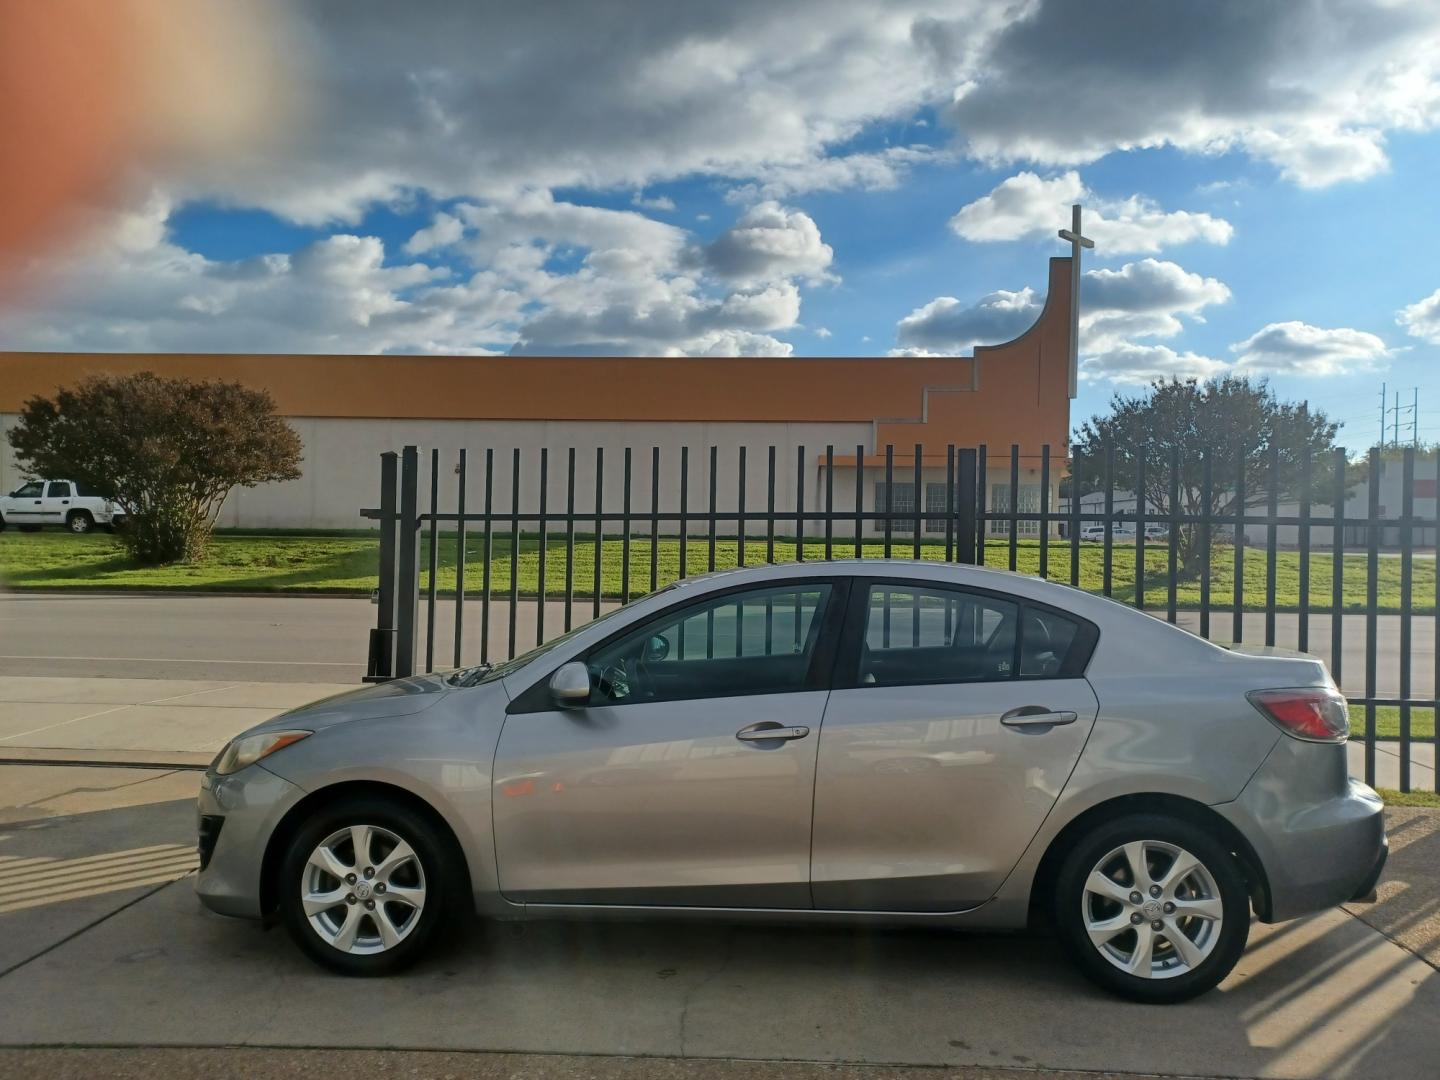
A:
[
  {"left": 813, "top": 326, "right": 832, "bottom": 338},
  {"left": 727, "top": 147, "right": 942, "bottom": 202},
  {"left": 1080, "top": 258, "right": 1230, "bottom": 352},
  {"left": 950, "top": 171, "right": 1233, "bottom": 254},
  {"left": 700, "top": 202, "right": 835, "bottom": 285},
  {"left": 1081, "top": 343, "right": 1227, "bottom": 385},
  {"left": 0, "top": 191, "right": 838, "bottom": 358},
  {"left": 934, "top": 0, "right": 1440, "bottom": 188},
  {"left": 893, "top": 287, "right": 1041, "bottom": 354},
  {"left": 893, "top": 257, "right": 1230, "bottom": 366},
  {"left": 632, "top": 192, "right": 676, "bottom": 212},
  {"left": 1397, "top": 287, "right": 1440, "bottom": 344},
  {"left": 1230, "top": 321, "right": 1390, "bottom": 375},
  {"left": 404, "top": 211, "right": 465, "bottom": 255}
]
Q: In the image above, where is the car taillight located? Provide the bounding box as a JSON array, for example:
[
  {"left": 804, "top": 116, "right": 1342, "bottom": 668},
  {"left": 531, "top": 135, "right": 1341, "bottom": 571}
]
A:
[{"left": 1247, "top": 687, "right": 1349, "bottom": 743}]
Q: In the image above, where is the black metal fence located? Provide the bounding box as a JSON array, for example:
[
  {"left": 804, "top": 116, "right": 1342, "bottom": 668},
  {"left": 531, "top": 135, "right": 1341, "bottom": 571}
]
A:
[{"left": 364, "top": 442, "right": 1439, "bottom": 794}]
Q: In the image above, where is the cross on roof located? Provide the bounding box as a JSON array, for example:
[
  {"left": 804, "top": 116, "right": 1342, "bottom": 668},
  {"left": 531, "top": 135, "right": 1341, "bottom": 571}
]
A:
[{"left": 1057, "top": 203, "right": 1093, "bottom": 400}]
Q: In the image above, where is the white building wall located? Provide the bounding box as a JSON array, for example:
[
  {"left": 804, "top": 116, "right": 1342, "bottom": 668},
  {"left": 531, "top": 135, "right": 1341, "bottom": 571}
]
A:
[{"left": 1, "top": 412, "right": 1061, "bottom": 536}]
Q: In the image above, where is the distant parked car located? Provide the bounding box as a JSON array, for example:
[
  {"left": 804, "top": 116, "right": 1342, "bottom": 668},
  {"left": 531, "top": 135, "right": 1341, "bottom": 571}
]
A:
[
  {"left": 0, "top": 480, "right": 126, "bottom": 534},
  {"left": 195, "top": 560, "right": 1385, "bottom": 1003},
  {"left": 1143, "top": 523, "right": 1170, "bottom": 541},
  {"left": 1079, "top": 522, "right": 1136, "bottom": 542}
]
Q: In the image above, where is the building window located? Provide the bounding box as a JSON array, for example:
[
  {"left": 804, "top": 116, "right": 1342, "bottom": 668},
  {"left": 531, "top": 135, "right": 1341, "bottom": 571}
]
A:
[
  {"left": 990, "top": 484, "right": 1041, "bottom": 537},
  {"left": 874, "top": 481, "right": 917, "bottom": 534},
  {"left": 924, "top": 482, "right": 952, "bottom": 535}
]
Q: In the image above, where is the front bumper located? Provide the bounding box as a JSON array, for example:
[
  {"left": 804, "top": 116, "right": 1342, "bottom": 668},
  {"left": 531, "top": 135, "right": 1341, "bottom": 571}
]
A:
[
  {"left": 194, "top": 764, "right": 307, "bottom": 919},
  {"left": 1216, "top": 736, "right": 1387, "bottom": 923}
]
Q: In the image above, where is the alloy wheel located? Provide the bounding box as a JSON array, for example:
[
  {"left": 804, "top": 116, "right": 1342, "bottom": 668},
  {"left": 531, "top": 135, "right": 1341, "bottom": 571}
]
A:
[
  {"left": 300, "top": 824, "right": 426, "bottom": 954},
  {"left": 1081, "top": 839, "right": 1223, "bottom": 979}
]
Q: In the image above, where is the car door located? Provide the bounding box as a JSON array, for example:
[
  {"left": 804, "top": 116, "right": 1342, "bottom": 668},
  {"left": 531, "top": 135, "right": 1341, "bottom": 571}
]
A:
[
  {"left": 811, "top": 578, "right": 1100, "bottom": 912},
  {"left": 492, "top": 578, "right": 847, "bottom": 908},
  {"left": 3, "top": 480, "right": 45, "bottom": 524},
  {"left": 41, "top": 481, "right": 73, "bottom": 524}
]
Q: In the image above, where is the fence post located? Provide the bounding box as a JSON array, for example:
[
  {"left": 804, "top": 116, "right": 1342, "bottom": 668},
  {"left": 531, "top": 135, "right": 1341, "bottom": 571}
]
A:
[
  {"left": 365, "top": 451, "right": 399, "bottom": 681},
  {"left": 394, "top": 445, "right": 421, "bottom": 678},
  {"left": 956, "top": 448, "right": 978, "bottom": 564}
]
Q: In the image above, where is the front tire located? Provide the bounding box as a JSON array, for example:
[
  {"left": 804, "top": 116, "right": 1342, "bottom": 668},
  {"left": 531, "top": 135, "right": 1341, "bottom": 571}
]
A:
[
  {"left": 278, "top": 796, "right": 455, "bottom": 976},
  {"left": 1053, "top": 813, "right": 1250, "bottom": 1003}
]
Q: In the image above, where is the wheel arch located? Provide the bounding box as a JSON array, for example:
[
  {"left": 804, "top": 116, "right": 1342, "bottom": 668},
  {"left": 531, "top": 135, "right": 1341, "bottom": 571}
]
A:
[
  {"left": 259, "top": 779, "right": 473, "bottom": 921},
  {"left": 1027, "top": 792, "right": 1272, "bottom": 926}
]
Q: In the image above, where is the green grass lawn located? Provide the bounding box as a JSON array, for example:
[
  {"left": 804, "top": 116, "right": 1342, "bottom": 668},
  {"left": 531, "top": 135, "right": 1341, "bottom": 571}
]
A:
[
  {"left": 1378, "top": 788, "right": 1440, "bottom": 808},
  {"left": 1350, "top": 705, "right": 1436, "bottom": 740},
  {"left": 2, "top": 530, "right": 1436, "bottom": 614}
]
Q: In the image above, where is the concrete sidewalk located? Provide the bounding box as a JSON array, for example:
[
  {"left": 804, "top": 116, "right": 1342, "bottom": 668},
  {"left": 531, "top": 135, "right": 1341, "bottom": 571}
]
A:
[{"left": 0, "top": 677, "right": 350, "bottom": 758}]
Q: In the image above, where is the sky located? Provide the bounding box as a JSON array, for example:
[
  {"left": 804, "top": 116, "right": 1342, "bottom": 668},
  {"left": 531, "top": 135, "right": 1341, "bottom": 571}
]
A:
[{"left": 4, "top": 0, "right": 1440, "bottom": 451}]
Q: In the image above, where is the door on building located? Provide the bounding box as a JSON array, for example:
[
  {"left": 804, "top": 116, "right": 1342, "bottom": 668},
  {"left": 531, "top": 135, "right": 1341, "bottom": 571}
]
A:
[
  {"left": 811, "top": 577, "right": 1099, "bottom": 912},
  {"left": 492, "top": 579, "right": 846, "bottom": 908}
]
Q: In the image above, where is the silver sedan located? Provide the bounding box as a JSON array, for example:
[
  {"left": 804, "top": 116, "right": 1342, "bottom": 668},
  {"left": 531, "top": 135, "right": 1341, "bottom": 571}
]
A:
[{"left": 194, "top": 561, "right": 1386, "bottom": 1003}]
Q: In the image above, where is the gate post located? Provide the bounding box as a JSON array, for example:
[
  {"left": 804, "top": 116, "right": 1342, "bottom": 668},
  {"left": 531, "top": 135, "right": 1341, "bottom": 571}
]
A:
[
  {"left": 956, "top": 447, "right": 978, "bottom": 564},
  {"left": 394, "top": 446, "right": 421, "bottom": 678},
  {"left": 364, "top": 451, "right": 398, "bottom": 681}
]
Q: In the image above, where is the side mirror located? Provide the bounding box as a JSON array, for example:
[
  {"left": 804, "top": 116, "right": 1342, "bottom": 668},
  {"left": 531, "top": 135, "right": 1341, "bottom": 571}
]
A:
[
  {"left": 643, "top": 634, "right": 670, "bottom": 663},
  {"left": 548, "top": 661, "right": 592, "bottom": 708}
]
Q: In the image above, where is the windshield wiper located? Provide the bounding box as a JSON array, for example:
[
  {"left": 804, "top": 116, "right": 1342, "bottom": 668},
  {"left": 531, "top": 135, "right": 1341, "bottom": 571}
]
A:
[{"left": 446, "top": 662, "right": 493, "bottom": 688}]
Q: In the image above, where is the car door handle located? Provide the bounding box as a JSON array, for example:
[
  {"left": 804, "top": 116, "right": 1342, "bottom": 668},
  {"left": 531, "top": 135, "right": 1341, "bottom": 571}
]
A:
[
  {"left": 736, "top": 722, "right": 811, "bottom": 742},
  {"left": 1001, "top": 707, "right": 1078, "bottom": 729}
]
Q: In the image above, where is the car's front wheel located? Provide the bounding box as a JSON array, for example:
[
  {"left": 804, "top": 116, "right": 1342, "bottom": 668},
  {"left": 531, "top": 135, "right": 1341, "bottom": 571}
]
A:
[
  {"left": 1053, "top": 813, "right": 1250, "bottom": 1003},
  {"left": 278, "top": 796, "right": 455, "bottom": 975}
]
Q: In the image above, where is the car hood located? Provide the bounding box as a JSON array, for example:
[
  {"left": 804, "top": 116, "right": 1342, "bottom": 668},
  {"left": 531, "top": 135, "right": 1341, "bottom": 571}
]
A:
[{"left": 253, "top": 674, "right": 453, "bottom": 734}]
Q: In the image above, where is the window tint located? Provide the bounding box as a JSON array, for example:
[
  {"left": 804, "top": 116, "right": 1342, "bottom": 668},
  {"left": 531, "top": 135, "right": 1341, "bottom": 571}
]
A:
[
  {"left": 75, "top": 483, "right": 102, "bottom": 498},
  {"left": 47, "top": 482, "right": 72, "bottom": 498},
  {"left": 1020, "top": 608, "right": 1081, "bottom": 677},
  {"left": 860, "top": 585, "right": 1018, "bottom": 686},
  {"left": 12, "top": 482, "right": 43, "bottom": 498},
  {"left": 586, "top": 584, "right": 833, "bottom": 706}
]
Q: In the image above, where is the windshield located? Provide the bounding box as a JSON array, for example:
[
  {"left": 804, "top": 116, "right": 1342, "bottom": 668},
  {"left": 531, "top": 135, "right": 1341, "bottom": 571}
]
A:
[{"left": 445, "top": 584, "right": 676, "bottom": 687}]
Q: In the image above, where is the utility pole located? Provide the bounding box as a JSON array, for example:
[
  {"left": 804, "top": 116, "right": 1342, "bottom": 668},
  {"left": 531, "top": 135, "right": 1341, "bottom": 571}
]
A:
[
  {"left": 1380, "top": 381, "right": 1388, "bottom": 449},
  {"left": 1395, "top": 390, "right": 1401, "bottom": 448},
  {"left": 1412, "top": 387, "right": 1420, "bottom": 447}
]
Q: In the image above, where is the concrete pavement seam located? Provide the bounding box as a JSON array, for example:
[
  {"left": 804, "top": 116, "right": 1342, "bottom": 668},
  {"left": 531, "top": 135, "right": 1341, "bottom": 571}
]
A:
[
  {"left": 0, "top": 873, "right": 193, "bottom": 981},
  {"left": 0, "top": 1044, "right": 1264, "bottom": 1079},
  {"left": 1339, "top": 904, "right": 1440, "bottom": 973}
]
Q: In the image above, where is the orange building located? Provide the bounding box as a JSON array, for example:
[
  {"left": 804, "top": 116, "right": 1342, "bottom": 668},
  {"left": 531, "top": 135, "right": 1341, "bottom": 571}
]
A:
[{"left": 0, "top": 255, "right": 1075, "bottom": 532}]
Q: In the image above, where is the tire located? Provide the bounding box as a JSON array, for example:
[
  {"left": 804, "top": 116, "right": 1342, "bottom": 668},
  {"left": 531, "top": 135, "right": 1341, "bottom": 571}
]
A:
[
  {"left": 278, "top": 795, "right": 458, "bottom": 976},
  {"left": 0, "top": 514, "right": 6, "bottom": 532},
  {"left": 67, "top": 510, "right": 94, "bottom": 534},
  {"left": 1053, "top": 813, "right": 1250, "bottom": 1004}
]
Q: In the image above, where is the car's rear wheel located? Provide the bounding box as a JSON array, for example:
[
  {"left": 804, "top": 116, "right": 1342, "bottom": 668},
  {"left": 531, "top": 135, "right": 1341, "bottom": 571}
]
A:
[
  {"left": 67, "top": 510, "right": 94, "bottom": 534},
  {"left": 278, "top": 796, "right": 455, "bottom": 976},
  {"left": 1053, "top": 813, "right": 1250, "bottom": 1003}
]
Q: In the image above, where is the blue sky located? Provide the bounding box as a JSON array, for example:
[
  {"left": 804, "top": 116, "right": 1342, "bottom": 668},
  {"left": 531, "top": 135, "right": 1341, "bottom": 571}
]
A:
[{"left": 6, "top": 0, "right": 1440, "bottom": 451}]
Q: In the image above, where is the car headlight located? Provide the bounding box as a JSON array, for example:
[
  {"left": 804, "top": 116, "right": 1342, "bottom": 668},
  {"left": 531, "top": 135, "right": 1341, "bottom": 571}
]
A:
[{"left": 213, "top": 730, "right": 312, "bottom": 775}]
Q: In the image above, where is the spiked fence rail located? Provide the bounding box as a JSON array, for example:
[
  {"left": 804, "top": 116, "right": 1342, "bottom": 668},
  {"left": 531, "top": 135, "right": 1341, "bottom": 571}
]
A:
[{"left": 363, "top": 442, "right": 1438, "bottom": 793}]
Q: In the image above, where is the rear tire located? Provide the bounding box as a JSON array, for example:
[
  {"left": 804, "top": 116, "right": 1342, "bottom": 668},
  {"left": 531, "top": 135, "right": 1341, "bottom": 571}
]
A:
[
  {"left": 67, "top": 510, "right": 94, "bottom": 534},
  {"left": 278, "top": 795, "right": 458, "bottom": 976},
  {"left": 1053, "top": 813, "right": 1250, "bottom": 1004}
]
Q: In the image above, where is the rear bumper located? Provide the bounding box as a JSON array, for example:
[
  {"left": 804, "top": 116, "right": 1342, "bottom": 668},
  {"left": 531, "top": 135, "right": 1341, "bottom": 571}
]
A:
[{"left": 1216, "top": 738, "right": 1387, "bottom": 922}]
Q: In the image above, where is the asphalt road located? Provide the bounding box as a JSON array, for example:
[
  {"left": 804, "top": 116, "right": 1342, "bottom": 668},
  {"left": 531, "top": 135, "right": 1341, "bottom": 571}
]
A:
[
  {"left": 1, "top": 592, "right": 1435, "bottom": 697},
  {"left": 0, "top": 761, "right": 1436, "bottom": 1079}
]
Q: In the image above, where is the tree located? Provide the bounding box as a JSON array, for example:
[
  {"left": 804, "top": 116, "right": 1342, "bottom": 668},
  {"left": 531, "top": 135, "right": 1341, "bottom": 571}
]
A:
[
  {"left": 8, "top": 371, "right": 303, "bottom": 564},
  {"left": 1072, "top": 376, "right": 1343, "bottom": 574}
]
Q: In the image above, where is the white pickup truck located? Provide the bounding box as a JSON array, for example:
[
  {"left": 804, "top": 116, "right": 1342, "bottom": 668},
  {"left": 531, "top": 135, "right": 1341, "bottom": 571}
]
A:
[{"left": 0, "top": 479, "right": 126, "bottom": 534}]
